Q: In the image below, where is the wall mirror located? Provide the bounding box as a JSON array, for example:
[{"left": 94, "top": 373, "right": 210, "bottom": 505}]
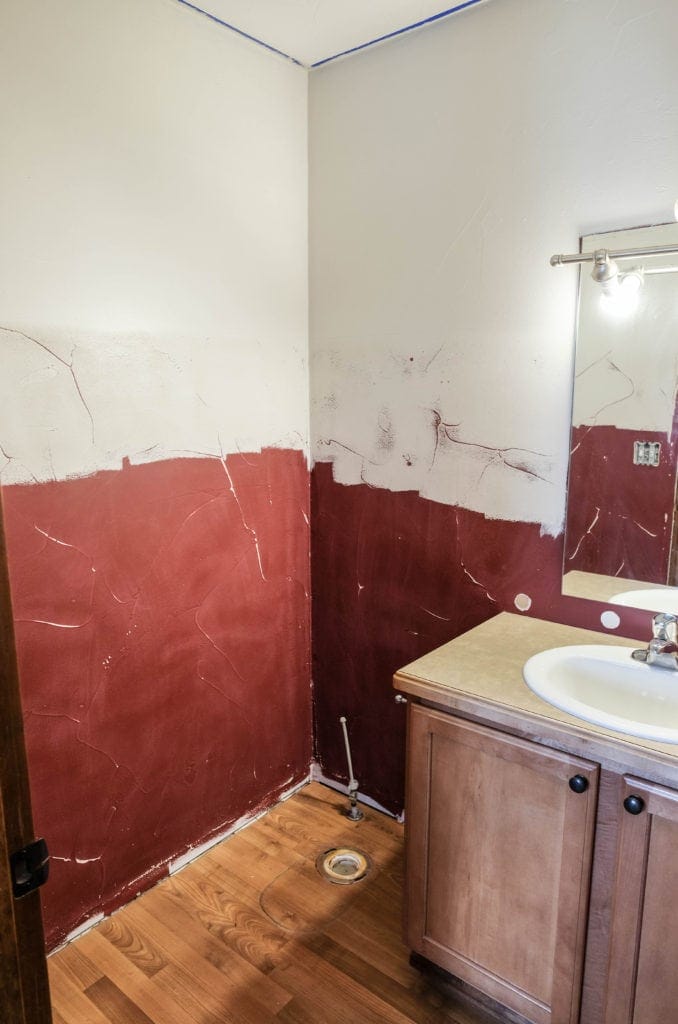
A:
[{"left": 560, "top": 220, "right": 678, "bottom": 613}]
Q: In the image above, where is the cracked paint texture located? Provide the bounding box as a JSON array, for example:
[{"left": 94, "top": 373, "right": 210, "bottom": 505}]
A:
[
  {"left": 310, "top": 464, "right": 645, "bottom": 814},
  {"left": 310, "top": 0, "right": 678, "bottom": 536},
  {"left": 0, "top": 325, "right": 309, "bottom": 487},
  {"left": 3, "top": 449, "right": 311, "bottom": 949},
  {"left": 1, "top": 0, "right": 310, "bottom": 953},
  {"left": 566, "top": 424, "right": 677, "bottom": 583},
  {"left": 312, "top": 344, "right": 565, "bottom": 534},
  {"left": 309, "top": 0, "right": 678, "bottom": 808},
  {"left": 564, "top": 223, "right": 678, "bottom": 584},
  {"left": 0, "top": 0, "right": 309, "bottom": 488},
  {"left": 4, "top": 0, "right": 678, "bottom": 953}
]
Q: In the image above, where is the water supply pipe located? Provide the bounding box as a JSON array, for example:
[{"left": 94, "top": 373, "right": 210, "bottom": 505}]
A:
[{"left": 339, "top": 716, "right": 363, "bottom": 821}]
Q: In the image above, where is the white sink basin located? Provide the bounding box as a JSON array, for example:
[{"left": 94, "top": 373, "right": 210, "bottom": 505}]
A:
[
  {"left": 610, "top": 588, "right": 678, "bottom": 613},
  {"left": 523, "top": 645, "right": 678, "bottom": 744}
]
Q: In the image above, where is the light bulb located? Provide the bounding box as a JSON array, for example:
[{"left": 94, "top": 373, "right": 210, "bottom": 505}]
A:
[
  {"left": 620, "top": 267, "right": 644, "bottom": 293},
  {"left": 600, "top": 269, "right": 641, "bottom": 315}
]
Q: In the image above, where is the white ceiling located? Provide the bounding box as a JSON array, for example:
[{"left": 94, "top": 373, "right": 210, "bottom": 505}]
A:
[{"left": 177, "top": 0, "right": 490, "bottom": 67}]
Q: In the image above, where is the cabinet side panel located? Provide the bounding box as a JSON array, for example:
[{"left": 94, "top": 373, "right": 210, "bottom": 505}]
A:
[{"left": 404, "top": 704, "right": 433, "bottom": 951}]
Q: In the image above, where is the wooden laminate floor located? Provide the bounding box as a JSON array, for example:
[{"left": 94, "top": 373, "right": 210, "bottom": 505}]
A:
[{"left": 48, "top": 782, "right": 492, "bottom": 1024}]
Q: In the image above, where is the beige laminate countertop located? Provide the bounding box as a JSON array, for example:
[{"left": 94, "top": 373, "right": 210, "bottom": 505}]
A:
[
  {"left": 562, "top": 570, "right": 670, "bottom": 604},
  {"left": 393, "top": 612, "right": 678, "bottom": 788}
]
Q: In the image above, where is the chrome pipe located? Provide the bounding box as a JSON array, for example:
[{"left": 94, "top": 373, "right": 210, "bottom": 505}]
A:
[{"left": 550, "top": 242, "right": 678, "bottom": 267}]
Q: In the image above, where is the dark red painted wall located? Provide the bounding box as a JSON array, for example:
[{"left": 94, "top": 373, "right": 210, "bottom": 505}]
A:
[
  {"left": 311, "top": 462, "right": 652, "bottom": 815},
  {"left": 2, "top": 449, "right": 311, "bottom": 949},
  {"left": 566, "top": 425, "right": 677, "bottom": 582},
  {"left": 3, "top": 446, "right": 659, "bottom": 948}
]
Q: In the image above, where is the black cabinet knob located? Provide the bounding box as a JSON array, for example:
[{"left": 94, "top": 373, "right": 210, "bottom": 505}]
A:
[
  {"left": 623, "top": 795, "right": 645, "bottom": 815},
  {"left": 569, "top": 774, "right": 589, "bottom": 794}
]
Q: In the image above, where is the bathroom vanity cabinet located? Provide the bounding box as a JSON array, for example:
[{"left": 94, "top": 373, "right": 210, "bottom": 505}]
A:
[{"left": 395, "top": 613, "right": 678, "bottom": 1024}]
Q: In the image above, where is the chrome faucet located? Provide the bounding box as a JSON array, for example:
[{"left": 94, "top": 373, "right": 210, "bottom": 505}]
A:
[{"left": 632, "top": 613, "right": 678, "bottom": 670}]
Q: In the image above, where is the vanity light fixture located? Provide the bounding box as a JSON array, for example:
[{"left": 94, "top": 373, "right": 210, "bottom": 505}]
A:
[
  {"left": 551, "top": 240, "right": 678, "bottom": 277},
  {"left": 590, "top": 249, "right": 620, "bottom": 295},
  {"left": 551, "top": 240, "right": 678, "bottom": 308}
]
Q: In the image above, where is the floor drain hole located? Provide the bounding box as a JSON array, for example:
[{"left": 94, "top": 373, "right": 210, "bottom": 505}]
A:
[{"left": 317, "top": 847, "right": 370, "bottom": 885}]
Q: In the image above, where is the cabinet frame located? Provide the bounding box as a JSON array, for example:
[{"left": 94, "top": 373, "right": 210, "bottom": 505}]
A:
[{"left": 601, "top": 774, "right": 678, "bottom": 1024}]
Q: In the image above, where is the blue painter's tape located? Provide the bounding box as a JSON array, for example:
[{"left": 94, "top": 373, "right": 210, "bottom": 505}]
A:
[
  {"left": 173, "top": 0, "right": 303, "bottom": 66},
  {"left": 311, "top": 0, "right": 488, "bottom": 68}
]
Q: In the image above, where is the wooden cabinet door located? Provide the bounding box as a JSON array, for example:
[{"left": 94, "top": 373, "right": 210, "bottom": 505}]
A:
[
  {"left": 0, "top": 501, "right": 53, "bottom": 1024},
  {"left": 603, "top": 775, "right": 678, "bottom": 1024},
  {"left": 405, "top": 704, "right": 598, "bottom": 1024}
]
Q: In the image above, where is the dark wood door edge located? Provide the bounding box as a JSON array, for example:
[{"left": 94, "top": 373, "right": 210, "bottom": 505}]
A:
[{"left": 0, "top": 494, "right": 52, "bottom": 1023}]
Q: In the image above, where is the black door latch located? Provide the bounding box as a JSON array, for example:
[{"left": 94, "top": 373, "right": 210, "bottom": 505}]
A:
[{"left": 10, "top": 838, "right": 50, "bottom": 899}]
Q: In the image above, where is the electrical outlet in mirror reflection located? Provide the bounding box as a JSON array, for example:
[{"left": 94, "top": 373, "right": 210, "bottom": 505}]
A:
[{"left": 633, "top": 441, "right": 661, "bottom": 467}]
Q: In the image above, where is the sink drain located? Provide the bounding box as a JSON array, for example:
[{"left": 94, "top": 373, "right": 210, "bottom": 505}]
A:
[{"left": 317, "top": 847, "right": 370, "bottom": 885}]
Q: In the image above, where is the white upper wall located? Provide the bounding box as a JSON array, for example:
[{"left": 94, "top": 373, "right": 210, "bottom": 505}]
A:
[
  {"left": 0, "top": 0, "right": 309, "bottom": 485},
  {"left": 309, "top": 0, "right": 678, "bottom": 535}
]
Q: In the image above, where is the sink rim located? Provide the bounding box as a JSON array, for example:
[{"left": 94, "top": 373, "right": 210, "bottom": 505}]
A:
[
  {"left": 523, "top": 644, "right": 678, "bottom": 745},
  {"left": 610, "top": 588, "right": 678, "bottom": 612}
]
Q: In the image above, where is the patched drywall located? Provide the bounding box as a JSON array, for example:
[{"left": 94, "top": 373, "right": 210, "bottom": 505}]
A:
[
  {"left": 0, "top": 0, "right": 308, "bottom": 484},
  {"left": 0, "top": 324, "right": 309, "bottom": 486},
  {"left": 310, "top": 0, "right": 678, "bottom": 537},
  {"left": 1, "top": 0, "right": 310, "bottom": 946},
  {"left": 309, "top": 0, "right": 677, "bottom": 805}
]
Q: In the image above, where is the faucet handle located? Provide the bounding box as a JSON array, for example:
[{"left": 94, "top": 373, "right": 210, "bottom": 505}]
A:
[{"left": 652, "top": 613, "right": 678, "bottom": 642}]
